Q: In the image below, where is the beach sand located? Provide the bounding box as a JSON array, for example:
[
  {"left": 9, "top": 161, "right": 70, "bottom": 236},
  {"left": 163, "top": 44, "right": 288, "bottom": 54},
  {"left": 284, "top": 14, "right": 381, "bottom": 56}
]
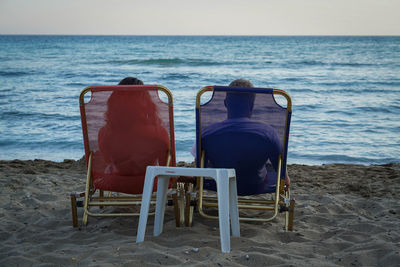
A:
[{"left": 1, "top": 159, "right": 399, "bottom": 266}]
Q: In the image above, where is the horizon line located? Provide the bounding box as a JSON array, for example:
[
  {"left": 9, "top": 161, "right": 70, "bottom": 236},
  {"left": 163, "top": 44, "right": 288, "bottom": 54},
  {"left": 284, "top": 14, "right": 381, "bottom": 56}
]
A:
[{"left": 1, "top": 33, "right": 399, "bottom": 37}]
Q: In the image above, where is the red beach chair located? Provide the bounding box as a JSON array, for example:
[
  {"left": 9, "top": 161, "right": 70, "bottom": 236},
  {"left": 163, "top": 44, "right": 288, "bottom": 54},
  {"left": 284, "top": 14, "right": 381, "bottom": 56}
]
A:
[{"left": 70, "top": 85, "right": 178, "bottom": 226}]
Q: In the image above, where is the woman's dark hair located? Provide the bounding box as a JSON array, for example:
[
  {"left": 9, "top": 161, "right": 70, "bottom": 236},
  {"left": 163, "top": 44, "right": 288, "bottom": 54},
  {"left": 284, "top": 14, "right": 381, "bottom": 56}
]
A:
[{"left": 118, "top": 77, "right": 144, "bottom": 85}]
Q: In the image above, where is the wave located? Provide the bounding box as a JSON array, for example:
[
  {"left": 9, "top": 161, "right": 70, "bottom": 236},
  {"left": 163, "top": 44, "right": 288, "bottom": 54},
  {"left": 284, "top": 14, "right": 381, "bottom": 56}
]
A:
[
  {"left": 313, "top": 81, "right": 361, "bottom": 87},
  {"left": 103, "top": 58, "right": 224, "bottom": 67},
  {"left": 175, "top": 139, "right": 195, "bottom": 149},
  {"left": 0, "top": 111, "right": 80, "bottom": 121},
  {"left": 355, "top": 106, "right": 400, "bottom": 114},
  {"left": 313, "top": 81, "right": 400, "bottom": 88},
  {"left": 0, "top": 70, "right": 35, "bottom": 77},
  {"left": 288, "top": 88, "right": 316, "bottom": 93},
  {"left": 287, "top": 86, "right": 400, "bottom": 94},
  {"left": 280, "top": 77, "right": 306, "bottom": 82},
  {"left": 290, "top": 60, "right": 325, "bottom": 66},
  {"left": 0, "top": 140, "right": 81, "bottom": 147},
  {"left": 65, "top": 82, "right": 86, "bottom": 87},
  {"left": 369, "top": 81, "right": 400, "bottom": 87},
  {"left": 110, "top": 58, "right": 183, "bottom": 66},
  {"left": 288, "top": 153, "right": 400, "bottom": 165},
  {"left": 61, "top": 73, "right": 102, "bottom": 79},
  {"left": 162, "top": 73, "right": 191, "bottom": 80},
  {"left": 284, "top": 60, "right": 377, "bottom": 68},
  {"left": 295, "top": 104, "right": 319, "bottom": 111},
  {"left": 325, "top": 110, "right": 357, "bottom": 116},
  {"left": 331, "top": 62, "right": 375, "bottom": 67}
]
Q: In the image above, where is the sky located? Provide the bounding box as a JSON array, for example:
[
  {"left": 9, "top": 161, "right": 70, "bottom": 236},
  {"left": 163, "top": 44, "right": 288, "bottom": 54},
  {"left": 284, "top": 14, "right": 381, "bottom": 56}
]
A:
[{"left": 0, "top": 0, "right": 399, "bottom": 35}]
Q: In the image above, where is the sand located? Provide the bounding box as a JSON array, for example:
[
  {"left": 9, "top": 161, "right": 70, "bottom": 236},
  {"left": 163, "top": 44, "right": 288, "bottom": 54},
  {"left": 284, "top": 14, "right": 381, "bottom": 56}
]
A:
[{"left": 1, "top": 159, "right": 399, "bottom": 266}]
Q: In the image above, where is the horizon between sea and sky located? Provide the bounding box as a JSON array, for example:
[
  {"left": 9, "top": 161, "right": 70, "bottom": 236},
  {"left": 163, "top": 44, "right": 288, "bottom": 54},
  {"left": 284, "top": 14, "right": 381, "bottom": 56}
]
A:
[{"left": 0, "top": 1, "right": 399, "bottom": 165}]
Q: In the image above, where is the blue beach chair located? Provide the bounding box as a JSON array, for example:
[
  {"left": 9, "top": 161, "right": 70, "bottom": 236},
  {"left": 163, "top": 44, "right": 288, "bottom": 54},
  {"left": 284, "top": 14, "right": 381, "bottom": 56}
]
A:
[{"left": 193, "top": 86, "right": 294, "bottom": 230}]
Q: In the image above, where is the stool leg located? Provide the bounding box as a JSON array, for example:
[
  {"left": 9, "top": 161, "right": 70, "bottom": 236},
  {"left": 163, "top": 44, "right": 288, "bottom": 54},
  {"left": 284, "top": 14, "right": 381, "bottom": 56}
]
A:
[
  {"left": 216, "top": 170, "right": 230, "bottom": 253},
  {"left": 229, "top": 177, "right": 240, "bottom": 237},
  {"left": 136, "top": 167, "right": 156, "bottom": 243},
  {"left": 154, "top": 175, "right": 170, "bottom": 236}
]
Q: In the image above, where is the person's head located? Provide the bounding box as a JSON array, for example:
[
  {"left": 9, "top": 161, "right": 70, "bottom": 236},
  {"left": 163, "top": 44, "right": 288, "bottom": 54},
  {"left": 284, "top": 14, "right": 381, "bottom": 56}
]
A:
[
  {"left": 228, "top": 79, "right": 254, "bottom": 88},
  {"left": 118, "top": 77, "right": 144, "bottom": 85},
  {"left": 106, "top": 76, "right": 158, "bottom": 126},
  {"left": 225, "top": 79, "right": 255, "bottom": 119}
]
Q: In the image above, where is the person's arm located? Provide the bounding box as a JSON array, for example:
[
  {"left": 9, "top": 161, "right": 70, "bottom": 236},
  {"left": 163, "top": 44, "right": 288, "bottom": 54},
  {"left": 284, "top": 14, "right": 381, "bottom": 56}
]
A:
[{"left": 285, "top": 172, "right": 290, "bottom": 188}]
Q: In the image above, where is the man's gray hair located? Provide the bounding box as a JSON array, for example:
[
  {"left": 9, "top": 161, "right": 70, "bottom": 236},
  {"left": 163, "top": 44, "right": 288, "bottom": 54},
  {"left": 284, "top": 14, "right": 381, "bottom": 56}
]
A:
[{"left": 229, "top": 79, "right": 254, "bottom": 88}]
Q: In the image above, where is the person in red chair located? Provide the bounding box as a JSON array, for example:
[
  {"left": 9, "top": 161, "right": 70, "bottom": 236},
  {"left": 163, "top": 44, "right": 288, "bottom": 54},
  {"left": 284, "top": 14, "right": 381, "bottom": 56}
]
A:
[{"left": 96, "top": 77, "right": 170, "bottom": 194}]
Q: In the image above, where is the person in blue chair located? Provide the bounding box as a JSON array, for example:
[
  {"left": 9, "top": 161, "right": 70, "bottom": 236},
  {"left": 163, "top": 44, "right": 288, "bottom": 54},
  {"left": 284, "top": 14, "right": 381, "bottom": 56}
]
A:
[{"left": 192, "top": 79, "right": 289, "bottom": 195}]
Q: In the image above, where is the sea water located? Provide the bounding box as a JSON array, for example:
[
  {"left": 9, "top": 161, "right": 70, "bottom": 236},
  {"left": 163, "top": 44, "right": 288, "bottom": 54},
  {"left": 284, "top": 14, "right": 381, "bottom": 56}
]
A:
[{"left": 0, "top": 35, "right": 399, "bottom": 165}]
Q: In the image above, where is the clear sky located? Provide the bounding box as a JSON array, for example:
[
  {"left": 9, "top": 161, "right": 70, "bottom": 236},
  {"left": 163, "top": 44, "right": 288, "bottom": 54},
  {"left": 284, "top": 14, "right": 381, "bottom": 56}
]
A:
[{"left": 0, "top": 0, "right": 399, "bottom": 35}]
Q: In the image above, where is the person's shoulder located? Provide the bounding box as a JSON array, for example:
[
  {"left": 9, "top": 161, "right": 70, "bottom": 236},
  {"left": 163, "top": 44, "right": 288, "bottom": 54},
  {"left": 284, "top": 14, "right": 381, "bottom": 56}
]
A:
[
  {"left": 253, "top": 122, "right": 275, "bottom": 131},
  {"left": 242, "top": 121, "right": 280, "bottom": 141},
  {"left": 203, "top": 121, "right": 226, "bottom": 135},
  {"left": 238, "top": 120, "right": 274, "bottom": 130}
]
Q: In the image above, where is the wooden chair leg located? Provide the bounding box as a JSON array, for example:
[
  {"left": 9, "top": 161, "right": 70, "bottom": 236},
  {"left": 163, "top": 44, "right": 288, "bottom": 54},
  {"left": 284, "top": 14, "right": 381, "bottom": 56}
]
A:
[
  {"left": 185, "top": 190, "right": 190, "bottom": 227},
  {"left": 172, "top": 191, "right": 180, "bottom": 227},
  {"left": 71, "top": 194, "right": 78, "bottom": 228},
  {"left": 288, "top": 198, "right": 295, "bottom": 231},
  {"left": 179, "top": 185, "right": 185, "bottom": 226},
  {"left": 82, "top": 153, "right": 92, "bottom": 226},
  {"left": 99, "top": 190, "right": 104, "bottom": 209},
  {"left": 184, "top": 183, "right": 195, "bottom": 227}
]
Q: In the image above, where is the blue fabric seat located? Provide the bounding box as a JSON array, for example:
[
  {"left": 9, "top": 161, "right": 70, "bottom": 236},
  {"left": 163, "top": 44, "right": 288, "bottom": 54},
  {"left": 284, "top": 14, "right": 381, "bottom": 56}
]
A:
[{"left": 202, "top": 131, "right": 278, "bottom": 195}]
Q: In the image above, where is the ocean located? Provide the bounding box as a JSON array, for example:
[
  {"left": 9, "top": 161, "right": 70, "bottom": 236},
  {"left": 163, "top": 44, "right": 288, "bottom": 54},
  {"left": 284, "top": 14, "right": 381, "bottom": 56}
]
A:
[{"left": 0, "top": 35, "right": 399, "bottom": 165}]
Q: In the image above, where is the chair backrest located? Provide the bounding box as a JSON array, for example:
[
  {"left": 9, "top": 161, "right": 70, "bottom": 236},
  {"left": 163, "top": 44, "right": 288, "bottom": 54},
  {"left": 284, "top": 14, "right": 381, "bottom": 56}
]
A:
[
  {"left": 80, "top": 85, "right": 176, "bottom": 194},
  {"left": 196, "top": 86, "right": 291, "bottom": 195}
]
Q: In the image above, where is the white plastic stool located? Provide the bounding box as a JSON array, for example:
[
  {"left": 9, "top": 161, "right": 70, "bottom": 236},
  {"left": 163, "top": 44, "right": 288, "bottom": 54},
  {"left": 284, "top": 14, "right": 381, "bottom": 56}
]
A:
[{"left": 136, "top": 166, "right": 240, "bottom": 253}]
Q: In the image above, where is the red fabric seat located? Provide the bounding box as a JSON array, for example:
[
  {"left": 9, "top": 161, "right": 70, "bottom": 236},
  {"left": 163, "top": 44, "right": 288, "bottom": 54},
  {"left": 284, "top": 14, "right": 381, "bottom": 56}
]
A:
[{"left": 81, "top": 85, "right": 175, "bottom": 194}]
